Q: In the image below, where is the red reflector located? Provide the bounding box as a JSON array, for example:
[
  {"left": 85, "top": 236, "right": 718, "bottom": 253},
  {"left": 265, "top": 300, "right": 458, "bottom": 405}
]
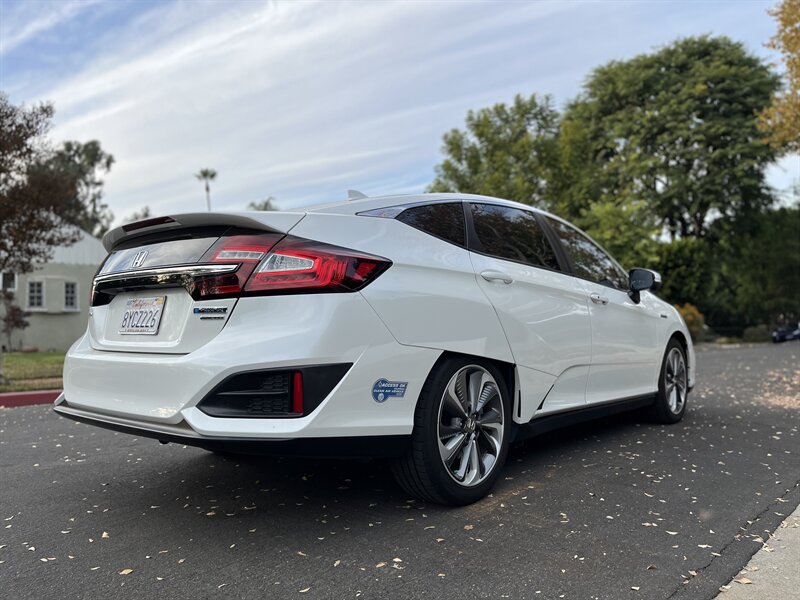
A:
[{"left": 292, "top": 371, "right": 304, "bottom": 414}]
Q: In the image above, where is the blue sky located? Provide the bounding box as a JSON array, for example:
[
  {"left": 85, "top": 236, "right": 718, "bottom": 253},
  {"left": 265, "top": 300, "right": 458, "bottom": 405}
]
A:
[{"left": 1, "top": 0, "right": 796, "bottom": 223}]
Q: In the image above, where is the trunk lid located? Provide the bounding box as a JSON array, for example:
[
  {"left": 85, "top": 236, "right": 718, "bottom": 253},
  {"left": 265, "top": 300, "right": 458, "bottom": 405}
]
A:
[{"left": 89, "top": 211, "right": 305, "bottom": 354}]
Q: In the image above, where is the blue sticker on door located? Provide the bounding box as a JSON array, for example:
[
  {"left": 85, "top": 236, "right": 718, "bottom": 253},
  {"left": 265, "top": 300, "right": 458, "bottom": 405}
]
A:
[{"left": 372, "top": 379, "right": 408, "bottom": 403}]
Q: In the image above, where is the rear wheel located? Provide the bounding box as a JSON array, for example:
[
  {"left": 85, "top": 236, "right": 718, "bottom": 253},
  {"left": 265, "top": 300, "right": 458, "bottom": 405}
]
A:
[
  {"left": 653, "top": 339, "right": 688, "bottom": 424},
  {"left": 391, "top": 357, "right": 511, "bottom": 505}
]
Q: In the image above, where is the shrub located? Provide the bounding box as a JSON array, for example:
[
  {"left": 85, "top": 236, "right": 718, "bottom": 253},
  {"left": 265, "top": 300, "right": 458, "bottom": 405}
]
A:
[
  {"left": 742, "top": 324, "right": 771, "bottom": 343},
  {"left": 675, "top": 303, "right": 706, "bottom": 342}
]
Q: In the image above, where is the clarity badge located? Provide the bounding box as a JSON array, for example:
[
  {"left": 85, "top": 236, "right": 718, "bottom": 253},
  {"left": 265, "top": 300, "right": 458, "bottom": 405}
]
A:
[
  {"left": 372, "top": 379, "right": 408, "bottom": 403},
  {"left": 193, "top": 306, "right": 228, "bottom": 320}
]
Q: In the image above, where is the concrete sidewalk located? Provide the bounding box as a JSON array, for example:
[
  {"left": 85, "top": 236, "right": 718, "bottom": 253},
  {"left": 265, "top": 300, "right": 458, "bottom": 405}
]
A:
[{"left": 716, "top": 503, "right": 800, "bottom": 598}]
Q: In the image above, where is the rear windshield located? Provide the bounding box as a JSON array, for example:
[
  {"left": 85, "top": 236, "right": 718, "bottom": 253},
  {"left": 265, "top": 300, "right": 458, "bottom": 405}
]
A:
[{"left": 99, "top": 235, "right": 219, "bottom": 274}]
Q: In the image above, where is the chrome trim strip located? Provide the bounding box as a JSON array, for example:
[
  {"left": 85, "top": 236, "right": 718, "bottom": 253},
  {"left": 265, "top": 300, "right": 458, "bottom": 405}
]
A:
[
  {"left": 54, "top": 402, "right": 201, "bottom": 438},
  {"left": 356, "top": 198, "right": 464, "bottom": 219},
  {"left": 94, "top": 263, "right": 238, "bottom": 285}
]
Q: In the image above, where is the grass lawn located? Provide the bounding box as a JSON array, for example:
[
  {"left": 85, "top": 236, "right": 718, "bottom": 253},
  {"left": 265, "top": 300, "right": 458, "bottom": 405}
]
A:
[{"left": 0, "top": 352, "right": 64, "bottom": 393}]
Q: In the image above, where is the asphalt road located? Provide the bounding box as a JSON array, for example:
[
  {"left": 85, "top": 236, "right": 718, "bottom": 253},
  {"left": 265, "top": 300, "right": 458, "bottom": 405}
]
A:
[{"left": 1, "top": 344, "right": 798, "bottom": 600}]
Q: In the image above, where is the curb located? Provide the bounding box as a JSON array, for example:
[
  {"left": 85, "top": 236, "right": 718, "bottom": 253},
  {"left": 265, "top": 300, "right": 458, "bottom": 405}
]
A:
[{"left": 0, "top": 390, "right": 61, "bottom": 408}]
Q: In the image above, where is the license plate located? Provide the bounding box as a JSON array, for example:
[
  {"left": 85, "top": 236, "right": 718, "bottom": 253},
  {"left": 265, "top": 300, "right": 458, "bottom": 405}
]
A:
[{"left": 118, "top": 296, "right": 166, "bottom": 335}]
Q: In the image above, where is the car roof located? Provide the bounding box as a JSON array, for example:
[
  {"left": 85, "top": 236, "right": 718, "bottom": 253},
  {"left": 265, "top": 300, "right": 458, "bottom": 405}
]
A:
[
  {"left": 301, "top": 192, "right": 633, "bottom": 275},
  {"left": 303, "top": 192, "right": 567, "bottom": 223}
]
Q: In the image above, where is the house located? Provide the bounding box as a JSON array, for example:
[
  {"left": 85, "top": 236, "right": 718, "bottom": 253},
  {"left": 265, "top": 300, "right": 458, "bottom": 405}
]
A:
[{"left": 1, "top": 231, "right": 106, "bottom": 352}]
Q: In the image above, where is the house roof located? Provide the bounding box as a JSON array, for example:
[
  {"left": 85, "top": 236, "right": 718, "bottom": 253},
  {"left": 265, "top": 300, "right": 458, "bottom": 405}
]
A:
[{"left": 48, "top": 230, "right": 107, "bottom": 266}]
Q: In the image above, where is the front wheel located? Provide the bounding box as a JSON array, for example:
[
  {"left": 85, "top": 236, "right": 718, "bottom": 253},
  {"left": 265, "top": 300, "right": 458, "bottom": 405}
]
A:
[
  {"left": 653, "top": 340, "right": 689, "bottom": 424},
  {"left": 391, "top": 357, "right": 512, "bottom": 505}
]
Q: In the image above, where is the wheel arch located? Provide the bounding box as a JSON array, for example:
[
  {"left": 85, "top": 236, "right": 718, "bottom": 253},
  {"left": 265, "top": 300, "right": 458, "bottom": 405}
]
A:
[
  {"left": 669, "top": 330, "right": 689, "bottom": 356},
  {"left": 423, "top": 350, "right": 518, "bottom": 412},
  {"left": 664, "top": 330, "right": 694, "bottom": 390}
]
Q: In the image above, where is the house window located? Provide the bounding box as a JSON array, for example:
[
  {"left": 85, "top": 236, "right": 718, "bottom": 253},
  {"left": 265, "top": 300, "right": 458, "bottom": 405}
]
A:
[
  {"left": 64, "top": 282, "right": 78, "bottom": 310},
  {"left": 1, "top": 272, "right": 16, "bottom": 292},
  {"left": 28, "top": 281, "right": 44, "bottom": 309}
]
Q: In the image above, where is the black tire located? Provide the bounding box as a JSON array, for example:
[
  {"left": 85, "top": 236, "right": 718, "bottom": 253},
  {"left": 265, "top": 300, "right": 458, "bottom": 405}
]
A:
[
  {"left": 391, "top": 356, "right": 512, "bottom": 505},
  {"left": 652, "top": 339, "right": 689, "bottom": 424}
]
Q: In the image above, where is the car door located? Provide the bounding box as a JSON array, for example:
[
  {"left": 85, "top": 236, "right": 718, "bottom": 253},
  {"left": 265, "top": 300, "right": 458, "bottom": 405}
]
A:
[
  {"left": 467, "top": 203, "right": 592, "bottom": 419},
  {"left": 544, "top": 217, "right": 661, "bottom": 404}
]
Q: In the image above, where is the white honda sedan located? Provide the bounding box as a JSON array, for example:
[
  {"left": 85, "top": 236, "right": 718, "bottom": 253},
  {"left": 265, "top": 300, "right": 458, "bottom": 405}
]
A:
[{"left": 56, "top": 193, "right": 694, "bottom": 505}]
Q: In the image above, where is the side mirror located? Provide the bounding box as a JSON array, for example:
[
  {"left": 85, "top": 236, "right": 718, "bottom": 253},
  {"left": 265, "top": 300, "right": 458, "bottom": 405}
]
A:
[{"left": 628, "top": 268, "right": 662, "bottom": 304}]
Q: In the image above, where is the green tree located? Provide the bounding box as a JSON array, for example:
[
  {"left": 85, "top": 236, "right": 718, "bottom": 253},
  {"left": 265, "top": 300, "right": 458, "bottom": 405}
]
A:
[
  {"left": 195, "top": 168, "right": 217, "bottom": 211},
  {"left": 578, "top": 200, "right": 660, "bottom": 270},
  {"left": 43, "top": 140, "right": 115, "bottom": 237},
  {"left": 732, "top": 206, "right": 800, "bottom": 324},
  {"left": 759, "top": 0, "right": 800, "bottom": 152},
  {"left": 247, "top": 196, "right": 278, "bottom": 211},
  {"left": 561, "top": 36, "right": 780, "bottom": 240},
  {"left": 0, "top": 94, "right": 83, "bottom": 277},
  {"left": 0, "top": 93, "right": 83, "bottom": 381},
  {"left": 1, "top": 291, "right": 29, "bottom": 351},
  {"left": 429, "top": 94, "right": 559, "bottom": 208},
  {"left": 655, "top": 238, "right": 717, "bottom": 310}
]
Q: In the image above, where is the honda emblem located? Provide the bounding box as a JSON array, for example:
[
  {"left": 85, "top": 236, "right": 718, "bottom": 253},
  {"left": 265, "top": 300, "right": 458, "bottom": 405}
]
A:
[{"left": 131, "top": 250, "right": 148, "bottom": 268}]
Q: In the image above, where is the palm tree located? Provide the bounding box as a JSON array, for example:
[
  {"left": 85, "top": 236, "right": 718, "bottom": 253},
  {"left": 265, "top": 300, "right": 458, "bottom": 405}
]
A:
[{"left": 195, "top": 168, "right": 217, "bottom": 211}]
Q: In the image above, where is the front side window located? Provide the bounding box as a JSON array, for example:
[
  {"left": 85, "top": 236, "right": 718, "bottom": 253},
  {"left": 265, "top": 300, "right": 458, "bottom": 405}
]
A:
[
  {"left": 396, "top": 202, "right": 466, "bottom": 247},
  {"left": 64, "top": 282, "right": 78, "bottom": 310},
  {"left": 546, "top": 218, "right": 628, "bottom": 290},
  {"left": 469, "top": 204, "right": 560, "bottom": 270},
  {"left": 28, "top": 281, "right": 44, "bottom": 309}
]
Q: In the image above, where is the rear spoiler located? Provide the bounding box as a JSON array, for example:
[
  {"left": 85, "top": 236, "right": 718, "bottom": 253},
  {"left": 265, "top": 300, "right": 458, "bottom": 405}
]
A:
[{"left": 102, "top": 211, "right": 306, "bottom": 252}]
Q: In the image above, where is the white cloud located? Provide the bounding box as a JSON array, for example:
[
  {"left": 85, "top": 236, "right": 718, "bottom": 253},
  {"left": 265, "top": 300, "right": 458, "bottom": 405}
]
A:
[
  {"left": 0, "top": 0, "right": 102, "bottom": 55},
  {"left": 10, "top": 0, "right": 793, "bottom": 222}
]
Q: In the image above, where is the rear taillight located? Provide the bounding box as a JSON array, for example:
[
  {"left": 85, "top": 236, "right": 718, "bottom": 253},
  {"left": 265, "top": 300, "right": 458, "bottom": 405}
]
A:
[
  {"left": 92, "top": 232, "right": 390, "bottom": 304},
  {"left": 243, "top": 236, "right": 391, "bottom": 294},
  {"left": 192, "top": 233, "right": 283, "bottom": 300}
]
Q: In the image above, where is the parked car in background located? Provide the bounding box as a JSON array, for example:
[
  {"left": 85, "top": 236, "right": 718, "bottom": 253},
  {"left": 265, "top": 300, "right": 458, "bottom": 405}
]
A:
[
  {"left": 772, "top": 322, "right": 800, "bottom": 343},
  {"left": 55, "top": 193, "right": 695, "bottom": 505}
]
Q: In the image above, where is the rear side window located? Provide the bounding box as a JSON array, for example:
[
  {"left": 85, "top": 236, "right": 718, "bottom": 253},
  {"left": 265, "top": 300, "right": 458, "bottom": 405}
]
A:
[
  {"left": 546, "top": 217, "right": 628, "bottom": 290},
  {"left": 396, "top": 202, "right": 466, "bottom": 247},
  {"left": 469, "top": 203, "right": 560, "bottom": 270}
]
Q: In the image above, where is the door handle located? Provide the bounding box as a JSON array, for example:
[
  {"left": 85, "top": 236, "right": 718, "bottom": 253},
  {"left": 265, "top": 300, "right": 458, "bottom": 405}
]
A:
[
  {"left": 480, "top": 270, "right": 514, "bottom": 284},
  {"left": 589, "top": 293, "right": 608, "bottom": 305}
]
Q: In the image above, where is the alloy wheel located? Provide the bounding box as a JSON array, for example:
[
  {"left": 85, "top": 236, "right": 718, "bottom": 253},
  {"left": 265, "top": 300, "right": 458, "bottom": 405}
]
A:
[
  {"left": 437, "top": 365, "right": 505, "bottom": 487},
  {"left": 664, "top": 347, "right": 687, "bottom": 414}
]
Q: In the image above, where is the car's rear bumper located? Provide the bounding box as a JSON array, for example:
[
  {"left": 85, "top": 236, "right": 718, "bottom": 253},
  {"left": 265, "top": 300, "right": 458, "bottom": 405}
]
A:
[
  {"left": 53, "top": 397, "right": 410, "bottom": 457},
  {"left": 61, "top": 293, "right": 442, "bottom": 440}
]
